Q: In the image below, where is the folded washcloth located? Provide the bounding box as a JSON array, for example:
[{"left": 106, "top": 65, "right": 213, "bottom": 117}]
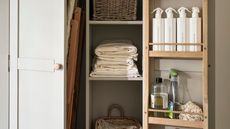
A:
[{"left": 95, "top": 40, "right": 138, "bottom": 57}]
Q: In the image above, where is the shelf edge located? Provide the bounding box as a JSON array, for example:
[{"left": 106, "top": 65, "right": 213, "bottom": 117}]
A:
[{"left": 149, "top": 117, "right": 204, "bottom": 128}]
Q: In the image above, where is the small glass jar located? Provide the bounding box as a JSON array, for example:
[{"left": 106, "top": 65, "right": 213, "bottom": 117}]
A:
[{"left": 150, "top": 77, "right": 168, "bottom": 109}]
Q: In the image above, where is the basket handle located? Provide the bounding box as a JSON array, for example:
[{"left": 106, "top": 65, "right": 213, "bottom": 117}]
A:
[{"left": 107, "top": 104, "right": 124, "bottom": 118}]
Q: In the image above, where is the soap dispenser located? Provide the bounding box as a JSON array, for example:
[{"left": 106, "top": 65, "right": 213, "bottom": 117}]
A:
[
  {"left": 189, "top": 7, "right": 202, "bottom": 52},
  {"left": 177, "top": 7, "right": 191, "bottom": 51},
  {"left": 165, "top": 7, "right": 177, "bottom": 51},
  {"left": 152, "top": 8, "right": 164, "bottom": 51}
]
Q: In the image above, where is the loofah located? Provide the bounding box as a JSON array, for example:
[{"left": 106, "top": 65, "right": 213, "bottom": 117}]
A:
[{"left": 179, "top": 101, "right": 204, "bottom": 121}]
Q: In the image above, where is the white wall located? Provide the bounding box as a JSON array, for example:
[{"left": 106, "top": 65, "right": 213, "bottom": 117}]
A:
[
  {"left": 215, "top": 0, "right": 230, "bottom": 129},
  {"left": 0, "top": 0, "right": 9, "bottom": 129}
]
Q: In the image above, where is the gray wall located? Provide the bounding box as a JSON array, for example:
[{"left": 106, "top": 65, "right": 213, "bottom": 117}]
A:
[
  {"left": 0, "top": 0, "right": 9, "bottom": 129},
  {"left": 0, "top": 0, "right": 230, "bottom": 129},
  {"left": 215, "top": 0, "right": 230, "bottom": 129}
]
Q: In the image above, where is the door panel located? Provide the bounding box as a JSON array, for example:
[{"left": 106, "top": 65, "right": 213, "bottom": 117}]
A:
[
  {"left": 10, "top": 0, "right": 66, "bottom": 129},
  {"left": 19, "top": 0, "right": 65, "bottom": 59},
  {"left": 19, "top": 70, "right": 64, "bottom": 129}
]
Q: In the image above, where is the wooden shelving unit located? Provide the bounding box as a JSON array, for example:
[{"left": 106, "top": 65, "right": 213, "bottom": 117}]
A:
[
  {"left": 89, "top": 77, "right": 143, "bottom": 81},
  {"left": 89, "top": 20, "right": 143, "bottom": 25},
  {"left": 143, "top": 0, "right": 208, "bottom": 128},
  {"left": 148, "top": 117, "right": 204, "bottom": 128},
  {"left": 149, "top": 51, "right": 203, "bottom": 59}
]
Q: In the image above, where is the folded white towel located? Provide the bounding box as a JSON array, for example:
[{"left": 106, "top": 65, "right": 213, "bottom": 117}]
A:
[
  {"left": 94, "top": 64, "right": 136, "bottom": 70},
  {"left": 89, "top": 74, "right": 140, "bottom": 78},
  {"left": 90, "top": 65, "right": 140, "bottom": 77},
  {"left": 95, "top": 40, "right": 138, "bottom": 57},
  {"left": 93, "top": 67, "right": 139, "bottom": 73},
  {"left": 96, "top": 54, "right": 138, "bottom": 61},
  {"left": 90, "top": 71, "right": 140, "bottom": 78},
  {"left": 90, "top": 40, "right": 141, "bottom": 78},
  {"left": 95, "top": 58, "right": 135, "bottom": 66},
  {"left": 97, "top": 56, "right": 138, "bottom": 62}
]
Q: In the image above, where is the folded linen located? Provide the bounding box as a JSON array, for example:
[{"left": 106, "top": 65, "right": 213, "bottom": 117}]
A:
[
  {"left": 97, "top": 56, "right": 138, "bottom": 62},
  {"left": 94, "top": 64, "right": 136, "bottom": 70},
  {"left": 90, "top": 65, "right": 140, "bottom": 77},
  {"left": 93, "top": 67, "right": 139, "bottom": 73},
  {"left": 96, "top": 54, "right": 138, "bottom": 61},
  {"left": 95, "top": 58, "right": 135, "bottom": 66},
  {"left": 90, "top": 71, "right": 140, "bottom": 78},
  {"left": 89, "top": 74, "right": 140, "bottom": 78},
  {"left": 95, "top": 40, "right": 138, "bottom": 57}
]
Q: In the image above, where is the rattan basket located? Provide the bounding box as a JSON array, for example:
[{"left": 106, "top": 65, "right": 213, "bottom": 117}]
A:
[
  {"left": 93, "top": 0, "right": 137, "bottom": 21},
  {"left": 95, "top": 104, "right": 142, "bottom": 129}
]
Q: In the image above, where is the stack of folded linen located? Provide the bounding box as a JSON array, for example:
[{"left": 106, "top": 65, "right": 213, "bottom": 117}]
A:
[{"left": 90, "top": 40, "right": 141, "bottom": 78}]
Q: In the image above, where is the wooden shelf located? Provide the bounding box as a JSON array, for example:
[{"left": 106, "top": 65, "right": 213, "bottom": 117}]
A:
[
  {"left": 89, "top": 77, "right": 143, "bottom": 81},
  {"left": 89, "top": 20, "right": 143, "bottom": 25},
  {"left": 149, "top": 51, "right": 203, "bottom": 59},
  {"left": 149, "top": 43, "right": 203, "bottom": 46},
  {"left": 148, "top": 117, "right": 204, "bottom": 128},
  {"left": 148, "top": 108, "right": 203, "bottom": 116}
]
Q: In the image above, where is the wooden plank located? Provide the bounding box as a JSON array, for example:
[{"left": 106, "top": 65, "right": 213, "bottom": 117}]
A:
[
  {"left": 202, "top": 0, "right": 209, "bottom": 129},
  {"left": 149, "top": 43, "right": 203, "bottom": 45},
  {"left": 149, "top": 51, "right": 203, "bottom": 59},
  {"left": 148, "top": 117, "right": 204, "bottom": 128},
  {"left": 143, "top": 0, "right": 149, "bottom": 128},
  {"left": 85, "top": 0, "right": 91, "bottom": 128},
  {"left": 67, "top": 7, "right": 81, "bottom": 129},
  {"left": 72, "top": 8, "right": 86, "bottom": 129},
  {"left": 148, "top": 109, "right": 203, "bottom": 116}
]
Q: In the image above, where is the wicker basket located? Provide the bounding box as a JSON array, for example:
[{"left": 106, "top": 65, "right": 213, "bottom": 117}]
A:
[
  {"left": 95, "top": 104, "right": 142, "bottom": 129},
  {"left": 93, "top": 0, "right": 137, "bottom": 21}
]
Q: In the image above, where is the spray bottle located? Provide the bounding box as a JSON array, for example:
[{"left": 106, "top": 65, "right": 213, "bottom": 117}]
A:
[
  {"left": 168, "top": 69, "right": 179, "bottom": 119},
  {"left": 152, "top": 8, "right": 164, "bottom": 51},
  {"left": 177, "top": 7, "right": 191, "bottom": 51},
  {"left": 165, "top": 7, "right": 177, "bottom": 51},
  {"left": 189, "top": 7, "right": 202, "bottom": 52}
]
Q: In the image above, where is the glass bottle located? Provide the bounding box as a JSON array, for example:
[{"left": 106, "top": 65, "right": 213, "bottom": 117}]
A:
[{"left": 150, "top": 77, "right": 168, "bottom": 117}]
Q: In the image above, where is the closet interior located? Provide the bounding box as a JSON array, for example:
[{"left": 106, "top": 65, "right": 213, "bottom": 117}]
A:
[{"left": 85, "top": 0, "right": 144, "bottom": 128}]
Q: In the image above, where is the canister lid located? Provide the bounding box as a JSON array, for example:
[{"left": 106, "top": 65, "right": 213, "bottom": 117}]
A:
[{"left": 156, "top": 77, "right": 162, "bottom": 83}]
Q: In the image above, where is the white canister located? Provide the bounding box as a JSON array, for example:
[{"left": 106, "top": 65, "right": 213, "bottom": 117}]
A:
[
  {"left": 177, "top": 7, "right": 191, "bottom": 51},
  {"left": 189, "top": 7, "right": 202, "bottom": 52},
  {"left": 152, "top": 8, "right": 164, "bottom": 51},
  {"left": 165, "top": 7, "right": 177, "bottom": 51}
]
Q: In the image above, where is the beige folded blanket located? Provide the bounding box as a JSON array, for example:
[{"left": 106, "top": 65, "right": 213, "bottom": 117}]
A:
[
  {"left": 95, "top": 58, "right": 135, "bottom": 66},
  {"left": 95, "top": 40, "right": 138, "bottom": 58}
]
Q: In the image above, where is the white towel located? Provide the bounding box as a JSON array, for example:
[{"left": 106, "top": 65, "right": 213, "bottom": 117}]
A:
[
  {"left": 95, "top": 40, "right": 138, "bottom": 57},
  {"left": 90, "top": 65, "right": 140, "bottom": 77},
  {"left": 90, "top": 40, "right": 140, "bottom": 78},
  {"left": 94, "top": 64, "right": 136, "bottom": 70},
  {"left": 90, "top": 71, "right": 140, "bottom": 78},
  {"left": 95, "top": 58, "right": 135, "bottom": 66}
]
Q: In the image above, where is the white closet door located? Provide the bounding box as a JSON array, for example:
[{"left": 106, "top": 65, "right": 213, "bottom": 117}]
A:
[{"left": 10, "top": 0, "right": 66, "bottom": 129}]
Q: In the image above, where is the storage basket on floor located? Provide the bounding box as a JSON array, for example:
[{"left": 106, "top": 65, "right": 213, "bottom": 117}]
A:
[
  {"left": 95, "top": 104, "right": 142, "bottom": 129},
  {"left": 93, "top": 0, "right": 137, "bottom": 21}
]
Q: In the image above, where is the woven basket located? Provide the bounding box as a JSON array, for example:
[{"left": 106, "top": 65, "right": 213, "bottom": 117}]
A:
[
  {"left": 95, "top": 104, "right": 142, "bottom": 129},
  {"left": 93, "top": 0, "right": 137, "bottom": 21}
]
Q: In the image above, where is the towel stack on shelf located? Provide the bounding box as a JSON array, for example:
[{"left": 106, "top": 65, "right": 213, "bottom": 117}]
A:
[{"left": 90, "top": 40, "right": 140, "bottom": 78}]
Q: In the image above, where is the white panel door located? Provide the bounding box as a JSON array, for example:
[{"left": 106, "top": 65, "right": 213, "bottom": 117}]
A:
[{"left": 10, "top": 0, "right": 66, "bottom": 129}]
